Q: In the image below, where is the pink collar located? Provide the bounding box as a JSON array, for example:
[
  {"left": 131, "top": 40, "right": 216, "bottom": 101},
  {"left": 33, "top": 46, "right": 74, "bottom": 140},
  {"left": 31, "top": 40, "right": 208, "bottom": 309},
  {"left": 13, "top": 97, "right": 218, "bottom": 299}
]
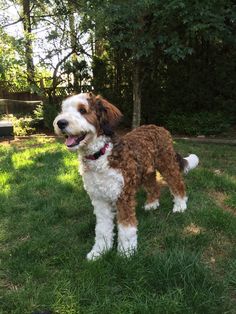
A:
[{"left": 85, "top": 143, "right": 109, "bottom": 160}]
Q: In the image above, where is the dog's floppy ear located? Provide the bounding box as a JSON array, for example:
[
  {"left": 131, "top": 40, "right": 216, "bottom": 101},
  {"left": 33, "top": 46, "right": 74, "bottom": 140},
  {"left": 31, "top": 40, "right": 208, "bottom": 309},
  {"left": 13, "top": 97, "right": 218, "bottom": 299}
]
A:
[{"left": 92, "top": 95, "right": 123, "bottom": 136}]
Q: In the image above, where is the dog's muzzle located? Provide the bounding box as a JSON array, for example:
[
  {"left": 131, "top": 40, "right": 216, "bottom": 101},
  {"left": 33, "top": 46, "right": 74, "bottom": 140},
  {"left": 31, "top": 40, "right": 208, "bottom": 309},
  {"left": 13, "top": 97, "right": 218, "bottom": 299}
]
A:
[{"left": 57, "top": 119, "right": 68, "bottom": 130}]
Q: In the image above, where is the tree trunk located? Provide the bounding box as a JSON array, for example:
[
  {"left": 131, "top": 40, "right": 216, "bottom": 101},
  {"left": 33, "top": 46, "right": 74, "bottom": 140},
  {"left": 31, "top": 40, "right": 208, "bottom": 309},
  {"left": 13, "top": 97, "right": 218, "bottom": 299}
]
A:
[
  {"left": 22, "top": 0, "right": 35, "bottom": 85},
  {"left": 68, "top": 8, "right": 80, "bottom": 92},
  {"left": 132, "top": 61, "right": 141, "bottom": 129},
  {"left": 115, "top": 51, "right": 122, "bottom": 101},
  {"left": 90, "top": 33, "right": 95, "bottom": 57}
]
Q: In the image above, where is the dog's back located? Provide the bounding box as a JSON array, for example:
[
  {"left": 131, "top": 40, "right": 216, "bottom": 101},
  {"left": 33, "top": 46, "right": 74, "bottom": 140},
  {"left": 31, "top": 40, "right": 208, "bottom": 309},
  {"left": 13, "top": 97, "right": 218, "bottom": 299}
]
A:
[{"left": 111, "top": 125, "right": 198, "bottom": 179}]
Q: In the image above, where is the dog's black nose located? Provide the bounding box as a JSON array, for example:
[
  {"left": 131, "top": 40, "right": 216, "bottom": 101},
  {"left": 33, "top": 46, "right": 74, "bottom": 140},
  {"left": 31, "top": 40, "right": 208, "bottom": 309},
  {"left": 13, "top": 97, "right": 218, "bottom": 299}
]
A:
[{"left": 57, "top": 119, "right": 68, "bottom": 130}]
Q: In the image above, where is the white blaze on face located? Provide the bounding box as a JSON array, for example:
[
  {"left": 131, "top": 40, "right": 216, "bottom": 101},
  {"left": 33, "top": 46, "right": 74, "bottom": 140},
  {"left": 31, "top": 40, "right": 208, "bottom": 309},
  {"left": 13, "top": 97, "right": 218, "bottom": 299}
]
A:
[{"left": 53, "top": 93, "right": 97, "bottom": 151}]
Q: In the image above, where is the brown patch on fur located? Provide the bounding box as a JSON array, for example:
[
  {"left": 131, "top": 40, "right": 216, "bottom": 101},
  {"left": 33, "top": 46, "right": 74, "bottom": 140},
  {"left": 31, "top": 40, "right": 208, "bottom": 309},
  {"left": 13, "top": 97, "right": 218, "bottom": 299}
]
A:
[
  {"left": 86, "top": 93, "right": 123, "bottom": 136},
  {"left": 143, "top": 173, "right": 161, "bottom": 204},
  {"left": 97, "top": 97, "right": 123, "bottom": 128},
  {"left": 84, "top": 110, "right": 99, "bottom": 130},
  {"left": 109, "top": 125, "right": 186, "bottom": 225},
  {"left": 77, "top": 103, "right": 88, "bottom": 114},
  {"left": 176, "top": 152, "right": 188, "bottom": 172},
  {"left": 116, "top": 188, "right": 138, "bottom": 226},
  {"left": 76, "top": 101, "right": 99, "bottom": 130}
]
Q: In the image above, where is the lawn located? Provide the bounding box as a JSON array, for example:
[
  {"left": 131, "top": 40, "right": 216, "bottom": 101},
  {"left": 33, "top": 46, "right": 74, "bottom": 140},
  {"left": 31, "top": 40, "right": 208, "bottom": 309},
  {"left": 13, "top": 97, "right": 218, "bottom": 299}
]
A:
[{"left": 0, "top": 138, "right": 236, "bottom": 314}]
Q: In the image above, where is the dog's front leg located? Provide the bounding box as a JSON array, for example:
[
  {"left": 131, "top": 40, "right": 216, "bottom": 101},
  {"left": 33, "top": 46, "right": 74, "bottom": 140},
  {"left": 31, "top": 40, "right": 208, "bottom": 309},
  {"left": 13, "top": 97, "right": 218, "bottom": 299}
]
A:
[{"left": 87, "top": 199, "right": 115, "bottom": 261}]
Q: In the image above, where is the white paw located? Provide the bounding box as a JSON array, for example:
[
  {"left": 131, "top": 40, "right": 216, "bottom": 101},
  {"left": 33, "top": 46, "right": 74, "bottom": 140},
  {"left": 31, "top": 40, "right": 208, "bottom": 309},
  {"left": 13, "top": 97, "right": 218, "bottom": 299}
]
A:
[
  {"left": 117, "top": 224, "right": 137, "bottom": 257},
  {"left": 144, "top": 199, "right": 159, "bottom": 211},
  {"left": 173, "top": 196, "right": 188, "bottom": 213},
  {"left": 86, "top": 248, "right": 104, "bottom": 261},
  {"left": 118, "top": 244, "right": 137, "bottom": 257}
]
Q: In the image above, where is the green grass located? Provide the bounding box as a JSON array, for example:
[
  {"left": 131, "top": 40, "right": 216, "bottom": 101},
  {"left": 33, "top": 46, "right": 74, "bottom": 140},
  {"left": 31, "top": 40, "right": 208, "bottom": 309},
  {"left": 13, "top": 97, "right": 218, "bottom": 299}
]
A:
[{"left": 0, "top": 138, "right": 236, "bottom": 314}]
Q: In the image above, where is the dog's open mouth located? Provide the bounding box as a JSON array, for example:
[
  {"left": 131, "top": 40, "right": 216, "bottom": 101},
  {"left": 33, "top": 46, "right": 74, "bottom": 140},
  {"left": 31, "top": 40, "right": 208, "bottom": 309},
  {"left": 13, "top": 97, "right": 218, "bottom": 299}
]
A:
[{"left": 65, "top": 134, "right": 86, "bottom": 147}]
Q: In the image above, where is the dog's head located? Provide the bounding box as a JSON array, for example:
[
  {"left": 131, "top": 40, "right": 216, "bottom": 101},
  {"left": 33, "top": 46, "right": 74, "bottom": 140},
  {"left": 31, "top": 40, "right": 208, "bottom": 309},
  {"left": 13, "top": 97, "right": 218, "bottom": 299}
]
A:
[{"left": 53, "top": 92, "right": 122, "bottom": 151}]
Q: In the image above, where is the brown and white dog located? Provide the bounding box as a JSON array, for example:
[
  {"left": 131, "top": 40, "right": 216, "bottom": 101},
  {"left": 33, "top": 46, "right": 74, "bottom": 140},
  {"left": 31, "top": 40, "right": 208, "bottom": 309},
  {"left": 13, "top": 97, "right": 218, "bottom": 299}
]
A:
[{"left": 53, "top": 92, "right": 199, "bottom": 260}]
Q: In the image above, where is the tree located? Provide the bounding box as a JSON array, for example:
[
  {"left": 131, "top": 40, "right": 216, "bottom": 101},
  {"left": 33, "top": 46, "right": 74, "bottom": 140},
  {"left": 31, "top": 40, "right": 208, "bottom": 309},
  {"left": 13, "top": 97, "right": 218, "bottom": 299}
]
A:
[
  {"left": 82, "top": 0, "right": 236, "bottom": 128},
  {"left": 22, "top": 0, "right": 35, "bottom": 84},
  {"left": 1, "top": 0, "right": 235, "bottom": 135},
  {"left": 0, "top": 29, "right": 28, "bottom": 90},
  {"left": 34, "top": 0, "right": 92, "bottom": 99},
  {"left": 83, "top": 1, "right": 152, "bottom": 128},
  {"left": 0, "top": 0, "right": 92, "bottom": 96}
]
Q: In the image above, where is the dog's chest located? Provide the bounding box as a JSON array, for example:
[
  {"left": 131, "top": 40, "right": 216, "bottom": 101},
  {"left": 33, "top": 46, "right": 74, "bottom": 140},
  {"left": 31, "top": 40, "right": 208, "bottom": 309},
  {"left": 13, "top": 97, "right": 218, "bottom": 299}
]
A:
[{"left": 79, "top": 157, "right": 124, "bottom": 202}]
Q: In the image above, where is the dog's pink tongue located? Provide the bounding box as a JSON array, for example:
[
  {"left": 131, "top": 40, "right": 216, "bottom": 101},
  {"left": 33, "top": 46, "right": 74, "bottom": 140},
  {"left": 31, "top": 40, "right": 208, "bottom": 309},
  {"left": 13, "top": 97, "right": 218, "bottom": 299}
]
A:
[{"left": 65, "top": 136, "right": 77, "bottom": 146}]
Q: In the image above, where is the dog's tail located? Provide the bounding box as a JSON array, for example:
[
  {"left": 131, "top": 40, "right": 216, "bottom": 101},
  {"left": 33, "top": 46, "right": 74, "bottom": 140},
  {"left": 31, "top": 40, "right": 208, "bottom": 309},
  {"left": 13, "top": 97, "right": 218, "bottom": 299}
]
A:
[{"left": 176, "top": 153, "right": 199, "bottom": 174}]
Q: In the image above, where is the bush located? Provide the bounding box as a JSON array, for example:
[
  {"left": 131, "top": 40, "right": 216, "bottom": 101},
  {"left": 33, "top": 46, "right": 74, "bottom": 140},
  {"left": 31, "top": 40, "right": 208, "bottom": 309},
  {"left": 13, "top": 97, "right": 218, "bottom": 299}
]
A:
[
  {"left": 0, "top": 114, "right": 36, "bottom": 136},
  {"left": 43, "top": 102, "right": 59, "bottom": 130},
  {"left": 33, "top": 104, "right": 44, "bottom": 129},
  {"left": 164, "top": 111, "right": 232, "bottom": 136},
  {"left": 0, "top": 101, "right": 60, "bottom": 136}
]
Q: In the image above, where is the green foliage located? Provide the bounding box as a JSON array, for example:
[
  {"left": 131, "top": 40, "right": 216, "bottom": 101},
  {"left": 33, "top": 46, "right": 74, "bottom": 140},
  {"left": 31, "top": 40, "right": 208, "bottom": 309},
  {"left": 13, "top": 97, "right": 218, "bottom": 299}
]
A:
[
  {"left": 1, "top": 114, "right": 36, "bottom": 136},
  {"left": 0, "top": 28, "right": 54, "bottom": 93},
  {"left": 0, "top": 101, "right": 57, "bottom": 136},
  {"left": 92, "top": 55, "right": 110, "bottom": 92},
  {"left": 0, "top": 30, "right": 28, "bottom": 89},
  {"left": 1, "top": 0, "right": 236, "bottom": 135},
  {"left": 86, "top": 0, "right": 236, "bottom": 61},
  {"left": 15, "top": 116, "right": 36, "bottom": 136},
  {"left": 42, "top": 102, "right": 60, "bottom": 130},
  {"left": 164, "top": 112, "right": 232, "bottom": 136},
  {"left": 81, "top": 0, "right": 236, "bottom": 133},
  {"left": 33, "top": 103, "right": 44, "bottom": 121}
]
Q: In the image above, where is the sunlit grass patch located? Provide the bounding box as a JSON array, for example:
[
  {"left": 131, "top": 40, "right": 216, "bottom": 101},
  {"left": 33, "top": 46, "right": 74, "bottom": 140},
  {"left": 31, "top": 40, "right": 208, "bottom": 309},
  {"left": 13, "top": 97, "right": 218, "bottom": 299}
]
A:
[
  {"left": 0, "top": 172, "right": 12, "bottom": 196},
  {"left": 11, "top": 150, "right": 36, "bottom": 169},
  {"left": 62, "top": 153, "right": 79, "bottom": 169}
]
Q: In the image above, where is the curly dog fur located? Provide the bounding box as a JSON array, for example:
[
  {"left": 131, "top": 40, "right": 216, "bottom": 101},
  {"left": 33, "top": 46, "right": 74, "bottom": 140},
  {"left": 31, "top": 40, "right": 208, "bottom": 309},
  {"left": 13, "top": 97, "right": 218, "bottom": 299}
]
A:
[{"left": 54, "top": 92, "right": 199, "bottom": 260}]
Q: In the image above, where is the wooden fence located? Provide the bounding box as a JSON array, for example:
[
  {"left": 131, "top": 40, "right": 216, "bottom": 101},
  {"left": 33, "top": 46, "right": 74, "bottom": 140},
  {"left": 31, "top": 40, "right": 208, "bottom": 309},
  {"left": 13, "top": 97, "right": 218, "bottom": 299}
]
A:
[
  {"left": 0, "top": 99, "right": 42, "bottom": 115},
  {"left": 0, "top": 84, "right": 92, "bottom": 115}
]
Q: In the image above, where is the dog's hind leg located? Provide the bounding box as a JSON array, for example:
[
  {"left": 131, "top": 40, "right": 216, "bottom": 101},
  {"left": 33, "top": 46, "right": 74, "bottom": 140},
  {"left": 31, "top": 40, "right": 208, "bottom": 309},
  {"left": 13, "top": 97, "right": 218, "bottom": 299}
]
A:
[
  {"left": 143, "top": 173, "right": 160, "bottom": 210},
  {"left": 87, "top": 199, "right": 115, "bottom": 261},
  {"left": 158, "top": 155, "right": 187, "bottom": 213},
  {"left": 116, "top": 188, "right": 138, "bottom": 257}
]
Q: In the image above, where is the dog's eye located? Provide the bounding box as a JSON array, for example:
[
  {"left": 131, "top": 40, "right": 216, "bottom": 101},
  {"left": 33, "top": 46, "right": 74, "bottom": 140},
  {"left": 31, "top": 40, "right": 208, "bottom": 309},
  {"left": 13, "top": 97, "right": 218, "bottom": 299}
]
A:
[{"left": 79, "top": 108, "right": 87, "bottom": 114}]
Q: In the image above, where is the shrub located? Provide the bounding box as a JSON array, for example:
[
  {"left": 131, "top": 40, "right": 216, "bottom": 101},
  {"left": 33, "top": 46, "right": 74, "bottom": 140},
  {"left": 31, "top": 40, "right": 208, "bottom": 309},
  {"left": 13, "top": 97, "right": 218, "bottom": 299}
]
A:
[
  {"left": 0, "top": 114, "right": 36, "bottom": 136},
  {"left": 0, "top": 101, "right": 60, "bottom": 136},
  {"left": 164, "top": 111, "right": 232, "bottom": 136},
  {"left": 43, "top": 102, "right": 59, "bottom": 130}
]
